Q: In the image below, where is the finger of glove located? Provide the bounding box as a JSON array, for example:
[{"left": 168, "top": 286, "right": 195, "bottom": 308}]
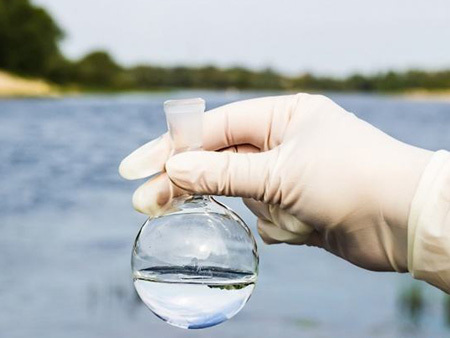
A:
[
  {"left": 246, "top": 199, "right": 314, "bottom": 243},
  {"left": 166, "top": 150, "right": 274, "bottom": 201},
  {"left": 243, "top": 198, "right": 272, "bottom": 221},
  {"left": 257, "top": 219, "right": 300, "bottom": 244},
  {"left": 203, "top": 94, "right": 300, "bottom": 151},
  {"left": 133, "top": 144, "right": 259, "bottom": 215},
  {"left": 132, "top": 173, "right": 187, "bottom": 216},
  {"left": 267, "top": 205, "right": 314, "bottom": 236},
  {"left": 119, "top": 133, "right": 171, "bottom": 180},
  {"left": 257, "top": 218, "right": 311, "bottom": 245}
]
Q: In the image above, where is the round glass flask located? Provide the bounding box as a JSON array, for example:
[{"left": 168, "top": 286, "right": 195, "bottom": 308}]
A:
[{"left": 131, "top": 98, "right": 259, "bottom": 329}]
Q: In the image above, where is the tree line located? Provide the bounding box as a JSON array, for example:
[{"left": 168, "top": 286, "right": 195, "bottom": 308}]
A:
[{"left": 1, "top": 0, "right": 449, "bottom": 92}]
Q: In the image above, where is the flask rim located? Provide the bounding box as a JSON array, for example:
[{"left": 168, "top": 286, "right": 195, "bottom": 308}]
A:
[{"left": 164, "top": 98, "right": 205, "bottom": 114}]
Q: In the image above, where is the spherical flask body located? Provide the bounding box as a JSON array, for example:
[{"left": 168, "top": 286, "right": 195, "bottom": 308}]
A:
[{"left": 131, "top": 196, "right": 259, "bottom": 329}]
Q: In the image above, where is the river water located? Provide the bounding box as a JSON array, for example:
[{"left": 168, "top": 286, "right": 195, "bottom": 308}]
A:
[{"left": 1, "top": 91, "right": 450, "bottom": 337}]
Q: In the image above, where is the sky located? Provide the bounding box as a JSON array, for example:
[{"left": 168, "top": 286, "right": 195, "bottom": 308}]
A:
[{"left": 33, "top": 0, "right": 450, "bottom": 76}]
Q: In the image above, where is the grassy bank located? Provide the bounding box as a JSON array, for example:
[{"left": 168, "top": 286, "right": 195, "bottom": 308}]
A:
[{"left": 401, "top": 89, "right": 450, "bottom": 102}]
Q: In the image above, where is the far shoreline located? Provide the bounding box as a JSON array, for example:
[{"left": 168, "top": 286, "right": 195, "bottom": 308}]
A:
[{"left": 1, "top": 70, "right": 449, "bottom": 102}]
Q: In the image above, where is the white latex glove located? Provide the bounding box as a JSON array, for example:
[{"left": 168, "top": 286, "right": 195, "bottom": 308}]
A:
[
  {"left": 120, "top": 94, "right": 432, "bottom": 273},
  {"left": 408, "top": 150, "right": 450, "bottom": 293}
]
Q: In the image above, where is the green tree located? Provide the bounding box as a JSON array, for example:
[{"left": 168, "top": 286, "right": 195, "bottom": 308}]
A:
[
  {"left": 0, "top": 0, "right": 63, "bottom": 76},
  {"left": 345, "top": 74, "right": 375, "bottom": 91},
  {"left": 72, "top": 51, "right": 122, "bottom": 88}
]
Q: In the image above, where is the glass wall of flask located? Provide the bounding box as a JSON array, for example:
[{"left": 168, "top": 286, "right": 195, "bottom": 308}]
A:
[{"left": 131, "top": 98, "right": 259, "bottom": 329}]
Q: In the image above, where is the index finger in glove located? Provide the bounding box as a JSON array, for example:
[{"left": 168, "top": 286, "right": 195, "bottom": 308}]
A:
[{"left": 203, "top": 94, "right": 299, "bottom": 151}]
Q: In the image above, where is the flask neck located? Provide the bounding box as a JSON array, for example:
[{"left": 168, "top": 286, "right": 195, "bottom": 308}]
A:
[
  {"left": 164, "top": 98, "right": 205, "bottom": 154},
  {"left": 164, "top": 98, "right": 206, "bottom": 201},
  {"left": 169, "top": 194, "right": 212, "bottom": 212}
]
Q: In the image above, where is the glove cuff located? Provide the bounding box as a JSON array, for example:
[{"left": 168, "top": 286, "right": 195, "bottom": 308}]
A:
[{"left": 408, "top": 150, "right": 450, "bottom": 293}]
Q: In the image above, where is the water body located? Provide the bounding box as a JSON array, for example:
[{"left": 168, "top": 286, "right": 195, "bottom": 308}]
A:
[{"left": 1, "top": 91, "right": 450, "bottom": 337}]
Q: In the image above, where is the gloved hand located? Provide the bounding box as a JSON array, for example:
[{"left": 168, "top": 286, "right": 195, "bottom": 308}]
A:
[{"left": 119, "top": 94, "right": 432, "bottom": 273}]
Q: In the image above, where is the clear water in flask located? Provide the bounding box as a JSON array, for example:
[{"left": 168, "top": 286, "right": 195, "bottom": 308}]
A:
[{"left": 134, "top": 266, "right": 256, "bottom": 329}]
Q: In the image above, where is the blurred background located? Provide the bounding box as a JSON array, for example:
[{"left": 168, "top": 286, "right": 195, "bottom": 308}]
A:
[{"left": 1, "top": 0, "right": 450, "bottom": 337}]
